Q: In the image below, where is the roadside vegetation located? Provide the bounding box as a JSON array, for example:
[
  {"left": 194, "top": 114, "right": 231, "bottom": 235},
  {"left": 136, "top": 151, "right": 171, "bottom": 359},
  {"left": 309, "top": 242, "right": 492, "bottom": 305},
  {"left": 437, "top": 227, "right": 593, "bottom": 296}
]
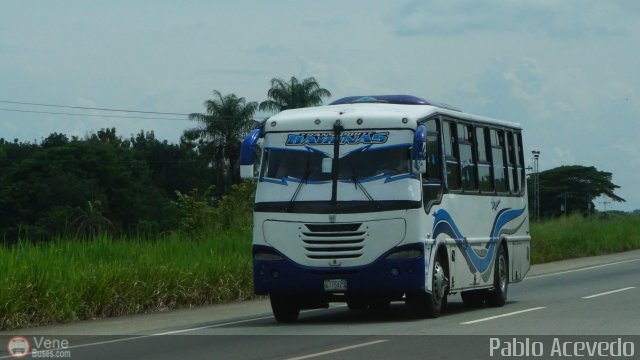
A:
[
  {"left": 531, "top": 213, "right": 640, "bottom": 264},
  {"left": 0, "top": 183, "right": 255, "bottom": 331}
]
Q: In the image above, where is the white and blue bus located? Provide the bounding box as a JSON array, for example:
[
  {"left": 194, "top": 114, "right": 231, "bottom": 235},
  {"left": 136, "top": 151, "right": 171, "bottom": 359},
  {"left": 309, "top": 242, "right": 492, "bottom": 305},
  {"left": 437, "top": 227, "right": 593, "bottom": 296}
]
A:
[{"left": 240, "top": 95, "right": 530, "bottom": 322}]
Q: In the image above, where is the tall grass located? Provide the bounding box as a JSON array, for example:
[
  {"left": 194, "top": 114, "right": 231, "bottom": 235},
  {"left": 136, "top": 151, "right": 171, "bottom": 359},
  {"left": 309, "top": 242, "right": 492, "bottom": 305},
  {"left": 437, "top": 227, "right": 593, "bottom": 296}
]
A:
[
  {"left": 0, "top": 227, "right": 253, "bottom": 330},
  {"left": 531, "top": 214, "right": 640, "bottom": 264}
]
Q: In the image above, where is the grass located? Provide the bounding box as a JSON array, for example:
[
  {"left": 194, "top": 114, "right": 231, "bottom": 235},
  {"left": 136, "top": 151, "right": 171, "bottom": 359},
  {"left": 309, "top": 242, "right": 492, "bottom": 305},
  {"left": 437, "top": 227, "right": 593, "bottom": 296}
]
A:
[
  {"left": 531, "top": 214, "right": 640, "bottom": 264},
  {"left": 0, "top": 225, "right": 254, "bottom": 331}
]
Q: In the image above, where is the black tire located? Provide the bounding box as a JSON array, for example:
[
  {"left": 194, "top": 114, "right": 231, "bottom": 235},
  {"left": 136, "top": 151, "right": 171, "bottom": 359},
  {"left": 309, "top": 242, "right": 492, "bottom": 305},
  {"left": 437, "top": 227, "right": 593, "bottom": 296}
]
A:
[
  {"left": 408, "top": 254, "right": 448, "bottom": 318},
  {"left": 270, "top": 294, "right": 300, "bottom": 323},
  {"left": 486, "top": 244, "right": 508, "bottom": 307},
  {"left": 461, "top": 290, "right": 485, "bottom": 307}
]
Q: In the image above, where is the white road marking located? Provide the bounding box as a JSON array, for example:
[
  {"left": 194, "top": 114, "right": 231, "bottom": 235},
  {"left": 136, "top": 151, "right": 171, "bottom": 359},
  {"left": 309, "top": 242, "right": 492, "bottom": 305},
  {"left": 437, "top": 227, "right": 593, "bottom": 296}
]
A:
[
  {"left": 284, "top": 340, "right": 388, "bottom": 360},
  {"left": 461, "top": 306, "right": 546, "bottom": 325},
  {"left": 153, "top": 315, "right": 275, "bottom": 335},
  {"left": 582, "top": 286, "right": 636, "bottom": 299},
  {"left": 527, "top": 258, "right": 640, "bottom": 279}
]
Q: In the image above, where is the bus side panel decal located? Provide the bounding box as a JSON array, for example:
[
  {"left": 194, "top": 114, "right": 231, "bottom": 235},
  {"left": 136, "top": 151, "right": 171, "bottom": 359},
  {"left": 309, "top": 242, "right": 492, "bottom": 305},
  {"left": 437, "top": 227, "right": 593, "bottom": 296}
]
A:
[{"left": 432, "top": 207, "right": 526, "bottom": 276}]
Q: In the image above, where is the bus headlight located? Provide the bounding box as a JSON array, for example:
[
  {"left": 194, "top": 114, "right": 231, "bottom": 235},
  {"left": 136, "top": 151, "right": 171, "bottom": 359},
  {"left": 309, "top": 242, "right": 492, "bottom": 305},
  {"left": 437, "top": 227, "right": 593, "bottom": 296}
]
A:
[{"left": 385, "top": 248, "right": 423, "bottom": 260}]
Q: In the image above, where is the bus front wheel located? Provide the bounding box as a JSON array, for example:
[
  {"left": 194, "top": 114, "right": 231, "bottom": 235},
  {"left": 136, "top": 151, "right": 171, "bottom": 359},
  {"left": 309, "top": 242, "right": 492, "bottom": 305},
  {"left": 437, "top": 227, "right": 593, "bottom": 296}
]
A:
[
  {"left": 487, "top": 244, "right": 508, "bottom": 307},
  {"left": 270, "top": 294, "right": 300, "bottom": 323},
  {"left": 408, "top": 255, "right": 448, "bottom": 318}
]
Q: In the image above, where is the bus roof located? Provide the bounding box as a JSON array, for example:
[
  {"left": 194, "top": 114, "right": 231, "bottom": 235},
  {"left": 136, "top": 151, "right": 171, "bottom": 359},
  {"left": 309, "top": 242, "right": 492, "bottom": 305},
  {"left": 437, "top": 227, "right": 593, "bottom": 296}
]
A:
[{"left": 264, "top": 95, "right": 522, "bottom": 132}]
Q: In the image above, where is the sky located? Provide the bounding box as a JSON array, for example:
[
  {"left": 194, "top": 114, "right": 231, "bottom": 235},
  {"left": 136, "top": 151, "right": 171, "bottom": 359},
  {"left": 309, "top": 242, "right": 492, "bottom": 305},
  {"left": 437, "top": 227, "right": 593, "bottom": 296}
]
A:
[{"left": 1, "top": 0, "right": 639, "bottom": 211}]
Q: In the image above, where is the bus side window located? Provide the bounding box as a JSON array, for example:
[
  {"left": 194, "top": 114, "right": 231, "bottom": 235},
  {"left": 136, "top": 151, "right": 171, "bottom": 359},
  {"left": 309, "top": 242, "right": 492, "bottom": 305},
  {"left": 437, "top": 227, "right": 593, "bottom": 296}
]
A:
[
  {"left": 491, "top": 129, "right": 507, "bottom": 193},
  {"left": 443, "top": 120, "right": 461, "bottom": 191},
  {"left": 423, "top": 118, "right": 443, "bottom": 210},
  {"left": 476, "top": 127, "right": 493, "bottom": 193},
  {"left": 458, "top": 123, "right": 477, "bottom": 191},
  {"left": 516, "top": 132, "right": 525, "bottom": 194},
  {"left": 507, "top": 131, "right": 519, "bottom": 193}
]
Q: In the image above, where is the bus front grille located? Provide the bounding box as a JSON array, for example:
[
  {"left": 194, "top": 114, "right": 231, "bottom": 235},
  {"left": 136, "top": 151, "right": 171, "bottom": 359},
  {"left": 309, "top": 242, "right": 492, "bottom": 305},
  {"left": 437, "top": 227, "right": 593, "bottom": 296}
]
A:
[{"left": 301, "top": 223, "right": 366, "bottom": 259}]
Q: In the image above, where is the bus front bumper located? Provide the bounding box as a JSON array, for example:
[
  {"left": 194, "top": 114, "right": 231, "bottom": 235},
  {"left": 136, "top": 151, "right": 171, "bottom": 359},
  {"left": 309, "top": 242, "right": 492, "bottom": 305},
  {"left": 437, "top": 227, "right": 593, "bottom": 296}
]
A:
[{"left": 252, "top": 244, "right": 426, "bottom": 296}]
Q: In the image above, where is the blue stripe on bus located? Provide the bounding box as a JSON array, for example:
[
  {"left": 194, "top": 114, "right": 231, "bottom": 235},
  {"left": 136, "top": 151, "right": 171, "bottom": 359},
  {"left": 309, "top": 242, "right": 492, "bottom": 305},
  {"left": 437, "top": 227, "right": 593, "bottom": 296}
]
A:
[{"left": 432, "top": 207, "right": 526, "bottom": 274}]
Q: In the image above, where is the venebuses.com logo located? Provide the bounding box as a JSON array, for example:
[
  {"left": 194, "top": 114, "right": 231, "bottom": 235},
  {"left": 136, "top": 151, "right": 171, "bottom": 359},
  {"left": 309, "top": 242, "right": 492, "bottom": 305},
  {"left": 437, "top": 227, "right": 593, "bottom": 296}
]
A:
[
  {"left": 6, "top": 336, "right": 31, "bottom": 358},
  {"left": 5, "top": 336, "right": 71, "bottom": 358}
]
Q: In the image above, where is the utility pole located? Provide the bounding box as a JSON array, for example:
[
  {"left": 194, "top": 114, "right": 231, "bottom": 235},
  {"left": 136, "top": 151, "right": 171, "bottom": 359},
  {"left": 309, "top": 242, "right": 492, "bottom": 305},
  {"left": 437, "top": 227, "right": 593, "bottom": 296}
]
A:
[
  {"left": 532, "top": 150, "right": 540, "bottom": 219},
  {"left": 600, "top": 200, "right": 611, "bottom": 214}
]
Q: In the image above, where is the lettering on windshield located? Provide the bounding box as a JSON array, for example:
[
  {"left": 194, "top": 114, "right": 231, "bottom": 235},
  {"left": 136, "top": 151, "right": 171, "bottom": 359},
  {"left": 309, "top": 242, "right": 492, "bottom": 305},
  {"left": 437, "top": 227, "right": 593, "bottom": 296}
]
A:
[{"left": 285, "top": 132, "right": 389, "bottom": 146}]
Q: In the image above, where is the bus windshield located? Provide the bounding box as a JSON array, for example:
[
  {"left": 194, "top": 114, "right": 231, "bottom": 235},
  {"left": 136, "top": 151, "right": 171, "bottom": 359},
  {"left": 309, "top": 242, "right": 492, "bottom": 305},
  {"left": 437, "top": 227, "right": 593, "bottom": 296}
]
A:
[
  {"left": 339, "top": 146, "right": 409, "bottom": 180},
  {"left": 261, "top": 146, "right": 410, "bottom": 182},
  {"left": 261, "top": 149, "right": 330, "bottom": 182}
]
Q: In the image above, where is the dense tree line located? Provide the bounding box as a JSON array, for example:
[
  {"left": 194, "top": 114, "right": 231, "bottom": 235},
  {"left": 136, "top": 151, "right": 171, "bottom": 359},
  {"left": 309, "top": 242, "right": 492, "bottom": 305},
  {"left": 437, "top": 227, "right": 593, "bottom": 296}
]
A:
[
  {"left": 0, "top": 76, "right": 332, "bottom": 243},
  {"left": 0, "top": 130, "right": 213, "bottom": 242}
]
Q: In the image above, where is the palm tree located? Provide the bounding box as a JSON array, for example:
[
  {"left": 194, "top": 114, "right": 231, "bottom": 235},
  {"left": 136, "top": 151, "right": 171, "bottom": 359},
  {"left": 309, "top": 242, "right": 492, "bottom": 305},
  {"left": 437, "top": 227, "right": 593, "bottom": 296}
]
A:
[
  {"left": 259, "top": 76, "right": 332, "bottom": 113},
  {"left": 185, "top": 90, "right": 258, "bottom": 193},
  {"left": 73, "top": 200, "right": 115, "bottom": 238}
]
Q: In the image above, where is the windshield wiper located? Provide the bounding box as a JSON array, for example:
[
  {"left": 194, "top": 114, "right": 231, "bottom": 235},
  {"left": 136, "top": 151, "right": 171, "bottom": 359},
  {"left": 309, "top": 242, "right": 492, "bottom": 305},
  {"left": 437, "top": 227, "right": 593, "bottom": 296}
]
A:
[
  {"left": 351, "top": 166, "right": 381, "bottom": 210},
  {"left": 286, "top": 159, "right": 311, "bottom": 212}
]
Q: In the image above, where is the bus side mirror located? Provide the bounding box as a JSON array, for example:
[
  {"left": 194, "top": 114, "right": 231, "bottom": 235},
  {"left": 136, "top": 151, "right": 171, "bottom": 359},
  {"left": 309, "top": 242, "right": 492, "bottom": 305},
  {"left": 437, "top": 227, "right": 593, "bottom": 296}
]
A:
[
  {"left": 411, "top": 124, "right": 427, "bottom": 175},
  {"left": 240, "top": 128, "right": 263, "bottom": 180}
]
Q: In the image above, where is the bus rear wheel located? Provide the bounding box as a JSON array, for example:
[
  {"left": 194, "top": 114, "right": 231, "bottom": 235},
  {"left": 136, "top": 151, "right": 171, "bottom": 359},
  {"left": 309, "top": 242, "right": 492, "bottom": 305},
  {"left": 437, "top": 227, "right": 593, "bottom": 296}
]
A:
[{"left": 270, "top": 294, "right": 300, "bottom": 323}]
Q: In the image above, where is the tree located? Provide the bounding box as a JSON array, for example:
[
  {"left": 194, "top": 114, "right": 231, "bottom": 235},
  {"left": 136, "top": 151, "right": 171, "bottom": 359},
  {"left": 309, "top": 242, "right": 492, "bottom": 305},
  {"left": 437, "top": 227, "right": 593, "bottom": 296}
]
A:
[
  {"left": 186, "top": 91, "right": 258, "bottom": 194},
  {"left": 259, "top": 76, "right": 332, "bottom": 113},
  {"left": 0, "top": 130, "right": 176, "bottom": 242},
  {"left": 129, "top": 130, "right": 212, "bottom": 199},
  {"left": 531, "top": 165, "right": 625, "bottom": 218},
  {"left": 41, "top": 132, "right": 69, "bottom": 148},
  {"left": 72, "top": 200, "right": 115, "bottom": 238}
]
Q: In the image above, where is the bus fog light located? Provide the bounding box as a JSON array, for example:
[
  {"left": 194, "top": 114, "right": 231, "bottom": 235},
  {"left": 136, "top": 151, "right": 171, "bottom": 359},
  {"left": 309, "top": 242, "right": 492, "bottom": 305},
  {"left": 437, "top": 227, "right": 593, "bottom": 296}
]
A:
[
  {"left": 254, "top": 252, "right": 283, "bottom": 261},
  {"left": 385, "top": 249, "right": 422, "bottom": 260},
  {"left": 390, "top": 268, "right": 400, "bottom": 277}
]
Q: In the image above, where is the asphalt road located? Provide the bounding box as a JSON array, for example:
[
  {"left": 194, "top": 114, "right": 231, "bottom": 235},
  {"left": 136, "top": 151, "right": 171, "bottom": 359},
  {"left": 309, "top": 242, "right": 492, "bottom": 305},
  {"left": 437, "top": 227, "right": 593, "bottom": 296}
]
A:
[{"left": 2, "top": 250, "right": 639, "bottom": 359}]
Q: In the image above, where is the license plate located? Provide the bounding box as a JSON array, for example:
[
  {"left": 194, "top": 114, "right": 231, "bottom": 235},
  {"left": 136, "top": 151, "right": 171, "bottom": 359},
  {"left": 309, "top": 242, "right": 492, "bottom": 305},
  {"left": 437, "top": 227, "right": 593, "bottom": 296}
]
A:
[{"left": 324, "top": 279, "right": 347, "bottom": 291}]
